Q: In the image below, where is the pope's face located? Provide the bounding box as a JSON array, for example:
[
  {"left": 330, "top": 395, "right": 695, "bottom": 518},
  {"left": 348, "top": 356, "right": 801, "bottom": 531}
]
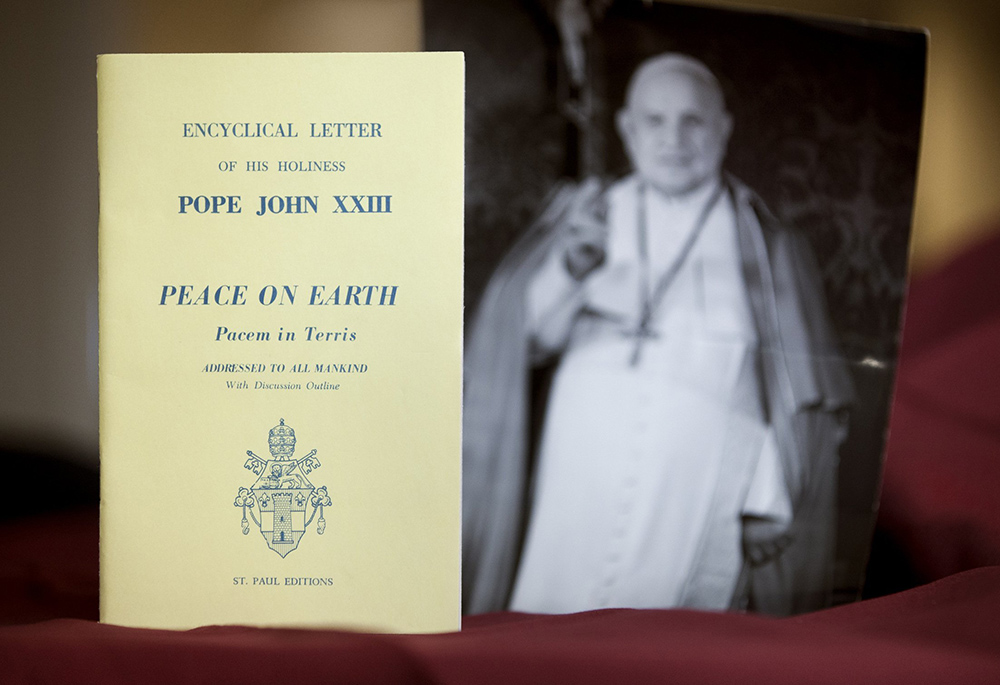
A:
[{"left": 617, "top": 69, "right": 732, "bottom": 196}]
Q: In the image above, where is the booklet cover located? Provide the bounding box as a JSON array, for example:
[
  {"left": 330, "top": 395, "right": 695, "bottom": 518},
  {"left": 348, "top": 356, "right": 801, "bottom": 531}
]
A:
[
  {"left": 429, "top": 0, "right": 925, "bottom": 615},
  {"left": 98, "top": 53, "right": 464, "bottom": 631}
]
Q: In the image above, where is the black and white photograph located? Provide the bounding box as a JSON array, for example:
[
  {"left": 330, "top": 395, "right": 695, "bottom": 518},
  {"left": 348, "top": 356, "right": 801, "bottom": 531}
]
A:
[{"left": 428, "top": 0, "right": 927, "bottom": 615}]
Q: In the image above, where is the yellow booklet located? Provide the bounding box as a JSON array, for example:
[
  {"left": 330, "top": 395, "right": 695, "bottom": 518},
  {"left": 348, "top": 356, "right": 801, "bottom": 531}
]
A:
[{"left": 98, "top": 53, "right": 464, "bottom": 632}]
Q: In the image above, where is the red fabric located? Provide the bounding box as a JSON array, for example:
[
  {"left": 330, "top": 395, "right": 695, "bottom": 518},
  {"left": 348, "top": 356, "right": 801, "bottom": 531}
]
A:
[
  {"left": 3, "top": 232, "right": 1000, "bottom": 683},
  {"left": 0, "top": 509, "right": 99, "bottom": 624},
  {"left": 1, "top": 569, "right": 999, "bottom": 684},
  {"left": 880, "top": 233, "right": 1000, "bottom": 579}
]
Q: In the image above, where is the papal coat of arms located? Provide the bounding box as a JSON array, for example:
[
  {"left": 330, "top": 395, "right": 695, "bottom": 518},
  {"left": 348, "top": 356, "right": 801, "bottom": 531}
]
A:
[{"left": 234, "top": 419, "right": 331, "bottom": 557}]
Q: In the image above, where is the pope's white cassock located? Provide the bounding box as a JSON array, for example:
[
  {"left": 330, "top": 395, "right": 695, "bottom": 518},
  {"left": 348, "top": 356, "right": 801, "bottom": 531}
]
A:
[
  {"left": 462, "top": 175, "right": 853, "bottom": 616},
  {"left": 510, "top": 175, "right": 790, "bottom": 612}
]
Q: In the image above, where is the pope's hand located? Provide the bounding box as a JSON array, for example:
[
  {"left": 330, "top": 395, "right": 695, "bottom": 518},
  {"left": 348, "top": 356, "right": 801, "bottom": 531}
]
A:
[
  {"left": 562, "top": 178, "right": 608, "bottom": 281},
  {"left": 742, "top": 516, "right": 793, "bottom": 567}
]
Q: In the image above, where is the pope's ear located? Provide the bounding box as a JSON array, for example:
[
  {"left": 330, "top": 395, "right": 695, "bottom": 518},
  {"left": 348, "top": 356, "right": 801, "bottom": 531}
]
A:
[
  {"left": 615, "top": 108, "right": 634, "bottom": 145},
  {"left": 720, "top": 110, "right": 734, "bottom": 144}
]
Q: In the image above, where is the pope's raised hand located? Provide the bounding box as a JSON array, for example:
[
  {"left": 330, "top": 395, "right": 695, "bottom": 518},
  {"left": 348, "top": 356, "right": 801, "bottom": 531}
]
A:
[{"left": 561, "top": 177, "right": 609, "bottom": 281}]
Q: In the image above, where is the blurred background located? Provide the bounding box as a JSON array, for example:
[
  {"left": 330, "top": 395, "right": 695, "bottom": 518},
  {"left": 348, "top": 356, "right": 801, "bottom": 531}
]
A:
[{"left": 1, "top": 0, "right": 998, "bottom": 472}]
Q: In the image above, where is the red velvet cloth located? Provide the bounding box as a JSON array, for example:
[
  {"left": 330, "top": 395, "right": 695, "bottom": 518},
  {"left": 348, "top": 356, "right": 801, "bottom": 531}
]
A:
[
  {"left": 2, "top": 569, "right": 1000, "bottom": 684},
  {"left": 881, "top": 233, "right": 1000, "bottom": 579},
  {"left": 3, "top": 233, "right": 1000, "bottom": 683}
]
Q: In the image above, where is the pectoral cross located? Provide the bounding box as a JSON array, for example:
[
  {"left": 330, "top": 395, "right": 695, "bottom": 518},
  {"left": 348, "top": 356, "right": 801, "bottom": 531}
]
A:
[{"left": 623, "top": 181, "right": 726, "bottom": 368}]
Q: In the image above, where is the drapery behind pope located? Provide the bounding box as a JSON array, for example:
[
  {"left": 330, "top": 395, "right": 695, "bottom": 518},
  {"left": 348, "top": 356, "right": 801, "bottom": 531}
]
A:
[{"left": 463, "top": 54, "right": 853, "bottom": 616}]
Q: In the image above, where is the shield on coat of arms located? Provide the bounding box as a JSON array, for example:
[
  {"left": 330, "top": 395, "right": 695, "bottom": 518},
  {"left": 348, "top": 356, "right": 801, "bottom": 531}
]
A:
[
  {"left": 251, "top": 462, "right": 314, "bottom": 557},
  {"left": 234, "top": 419, "right": 331, "bottom": 558}
]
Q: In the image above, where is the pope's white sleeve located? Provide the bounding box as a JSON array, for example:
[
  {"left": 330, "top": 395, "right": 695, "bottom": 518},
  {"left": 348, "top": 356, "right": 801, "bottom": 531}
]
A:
[
  {"left": 742, "top": 426, "right": 793, "bottom": 526},
  {"left": 526, "top": 247, "right": 587, "bottom": 357}
]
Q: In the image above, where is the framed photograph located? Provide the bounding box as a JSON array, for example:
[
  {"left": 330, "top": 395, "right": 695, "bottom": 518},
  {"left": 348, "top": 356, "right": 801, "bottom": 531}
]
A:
[{"left": 427, "top": 0, "right": 926, "bottom": 615}]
